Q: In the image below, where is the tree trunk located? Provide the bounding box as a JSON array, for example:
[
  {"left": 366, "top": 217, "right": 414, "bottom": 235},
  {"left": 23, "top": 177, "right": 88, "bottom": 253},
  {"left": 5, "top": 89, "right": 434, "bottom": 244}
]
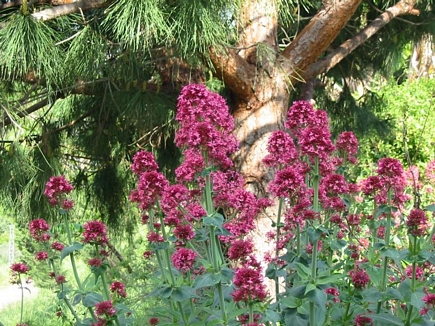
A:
[{"left": 209, "top": 0, "right": 421, "bottom": 290}]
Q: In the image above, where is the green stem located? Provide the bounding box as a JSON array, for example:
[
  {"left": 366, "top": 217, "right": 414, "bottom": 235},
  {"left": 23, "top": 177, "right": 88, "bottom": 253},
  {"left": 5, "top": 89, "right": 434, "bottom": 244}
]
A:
[
  {"left": 63, "top": 214, "right": 83, "bottom": 291},
  {"left": 309, "top": 157, "right": 320, "bottom": 326},
  {"left": 377, "top": 191, "right": 393, "bottom": 314},
  {"left": 249, "top": 302, "right": 254, "bottom": 323},
  {"left": 275, "top": 198, "right": 284, "bottom": 308},
  {"left": 405, "top": 238, "right": 418, "bottom": 326},
  {"left": 18, "top": 274, "right": 24, "bottom": 324},
  {"left": 217, "top": 282, "right": 228, "bottom": 325}
]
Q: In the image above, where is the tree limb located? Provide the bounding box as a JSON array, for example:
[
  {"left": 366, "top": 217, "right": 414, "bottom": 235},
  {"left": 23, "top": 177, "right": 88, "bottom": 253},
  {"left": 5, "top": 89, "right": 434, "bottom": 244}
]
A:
[
  {"left": 303, "top": 0, "right": 420, "bottom": 80},
  {"left": 31, "top": 0, "right": 113, "bottom": 21},
  {"left": 282, "top": 0, "right": 363, "bottom": 75},
  {"left": 209, "top": 47, "right": 256, "bottom": 99}
]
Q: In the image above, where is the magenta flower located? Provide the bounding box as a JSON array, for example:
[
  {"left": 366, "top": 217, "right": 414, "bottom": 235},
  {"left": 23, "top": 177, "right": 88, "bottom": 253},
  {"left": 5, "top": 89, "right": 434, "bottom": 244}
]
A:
[
  {"left": 129, "top": 171, "right": 169, "bottom": 210},
  {"left": 423, "top": 293, "right": 435, "bottom": 307},
  {"left": 231, "top": 266, "right": 267, "bottom": 303},
  {"left": 263, "top": 130, "right": 297, "bottom": 167},
  {"left": 349, "top": 268, "right": 370, "bottom": 289},
  {"left": 110, "top": 281, "right": 127, "bottom": 298},
  {"left": 406, "top": 208, "right": 429, "bottom": 237},
  {"left": 173, "top": 224, "right": 195, "bottom": 242},
  {"left": 147, "top": 231, "right": 164, "bottom": 243},
  {"left": 175, "top": 148, "right": 205, "bottom": 183},
  {"left": 131, "top": 151, "right": 159, "bottom": 175},
  {"left": 43, "top": 176, "right": 74, "bottom": 206},
  {"left": 171, "top": 247, "right": 197, "bottom": 273},
  {"left": 148, "top": 317, "right": 159, "bottom": 326},
  {"left": 83, "top": 221, "right": 109, "bottom": 245},
  {"left": 55, "top": 275, "right": 66, "bottom": 284},
  {"left": 228, "top": 239, "right": 254, "bottom": 261},
  {"left": 51, "top": 241, "right": 65, "bottom": 251},
  {"left": 88, "top": 257, "right": 103, "bottom": 268},
  {"left": 354, "top": 314, "right": 373, "bottom": 326},
  {"left": 35, "top": 251, "right": 48, "bottom": 261},
  {"left": 284, "top": 100, "right": 316, "bottom": 135},
  {"left": 405, "top": 265, "right": 424, "bottom": 280},
  {"left": 298, "top": 126, "right": 335, "bottom": 159},
  {"left": 175, "top": 84, "right": 238, "bottom": 168},
  {"left": 269, "top": 165, "right": 306, "bottom": 198},
  {"left": 95, "top": 300, "right": 116, "bottom": 317},
  {"left": 11, "top": 262, "right": 29, "bottom": 274},
  {"left": 336, "top": 131, "right": 359, "bottom": 163},
  {"left": 325, "top": 287, "right": 340, "bottom": 296},
  {"left": 29, "top": 219, "right": 50, "bottom": 242}
]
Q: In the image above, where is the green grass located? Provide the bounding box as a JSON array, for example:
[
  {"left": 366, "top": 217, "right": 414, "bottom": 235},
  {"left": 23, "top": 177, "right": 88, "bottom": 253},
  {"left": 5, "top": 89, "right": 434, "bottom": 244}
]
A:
[{"left": 0, "top": 288, "right": 61, "bottom": 326}]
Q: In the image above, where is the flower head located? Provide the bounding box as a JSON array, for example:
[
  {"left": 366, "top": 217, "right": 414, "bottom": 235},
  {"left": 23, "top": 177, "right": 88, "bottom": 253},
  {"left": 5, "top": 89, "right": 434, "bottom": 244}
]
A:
[
  {"left": 95, "top": 300, "right": 116, "bottom": 317},
  {"left": 129, "top": 171, "right": 169, "bottom": 210},
  {"left": 51, "top": 241, "right": 65, "bottom": 251},
  {"left": 354, "top": 314, "right": 373, "bottom": 326},
  {"left": 35, "top": 251, "right": 48, "bottom": 261},
  {"left": 349, "top": 268, "right": 370, "bottom": 289},
  {"left": 171, "top": 247, "right": 197, "bottom": 273},
  {"left": 263, "top": 130, "right": 297, "bottom": 167},
  {"left": 55, "top": 275, "right": 66, "bottom": 284},
  {"left": 406, "top": 208, "right": 429, "bottom": 237},
  {"left": 228, "top": 239, "right": 254, "bottom": 261},
  {"left": 110, "top": 281, "right": 127, "bottom": 298},
  {"left": 175, "top": 84, "right": 238, "bottom": 168},
  {"left": 44, "top": 176, "right": 74, "bottom": 206},
  {"left": 149, "top": 318, "right": 159, "bottom": 326},
  {"left": 29, "top": 219, "right": 50, "bottom": 242},
  {"left": 11, "top": 262, "right": 29, "bottom": 274},
  {"left": 131, "top": 151, "right": 159, "bottom": 175},
  {"left": 299, "top": 126, "right": 335, "bottom": 159},
  {"left": 231, "top": 265, "right": 267, "bottom": 303},
  {"left": 83, "top": 221, "right": 109, "bottom": 245},
  {"left": 336, "top": 131, "right": 358, "bottom": 163}
]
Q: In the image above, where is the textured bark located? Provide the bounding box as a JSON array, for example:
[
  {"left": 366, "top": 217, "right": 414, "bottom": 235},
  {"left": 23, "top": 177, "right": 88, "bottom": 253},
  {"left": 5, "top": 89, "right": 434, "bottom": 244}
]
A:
[{"left": 304, "top": 0, "right": 420, "bottom": 79}]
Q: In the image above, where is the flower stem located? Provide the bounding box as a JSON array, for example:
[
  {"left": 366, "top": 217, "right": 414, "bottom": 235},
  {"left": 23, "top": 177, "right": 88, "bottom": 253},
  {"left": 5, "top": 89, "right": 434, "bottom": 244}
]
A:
[
  {"left": 63, "top": 214, "right": 83, "bottom": 291},
  {"left": 18, "top": 274, "right": 24, "bottom": 324},
  {"left": 309, "top": 157, "right": 320, "bottom": 326},
  {"left": 275, "top": 198, "right": 284, "bottom": 307},
  {"left": 377, "top": 191, "right": 393, "bottom": 314}
]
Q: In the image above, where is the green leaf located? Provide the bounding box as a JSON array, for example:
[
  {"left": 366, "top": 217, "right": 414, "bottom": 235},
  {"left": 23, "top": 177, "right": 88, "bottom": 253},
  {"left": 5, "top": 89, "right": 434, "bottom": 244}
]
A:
[
  {"left": 289, "top": 284, "right": 307, "bottom": 298},
  {"left": 330, "top": 239, "right": 347, "bottom": 250},
  {"left": 424, "top": 204, "right": 435, "bottom": 212},
  {"left": 305, "top": 283, "right": 316, "bottom": 295},
  {"left": 410, "top": 291, "right": 426, "bottom": 310},
  {"left": 386, "top": 288, "right": 404, "bottom": 300},
  {"left": 362, "top": 287, "right": 383, "bottom": 302},
  {"left": 82, "top": 292, "right": 103, "bottom": 307},
  {"left": 171, "top": 285, "right": 196, "bottom": 301},
  {"left": 280, "top": 296, "right": 299, "bottom": 308},
  {"left": 202, "top": 212, "right": 224, "bottom": 231},
  {"left": 295, "top": 262, "right": 311, "bottom": 279},
  {"left": 370, "top": 313, "right": 403, "bottom": 325},
  {"left": 316, "top": 273, "right": 344, "bottom": 285},
  {"left": 308, "top": 289, "right": 327, "bottom": 312},
  {"left": 220, "top": 266, "right": 234, "bottom": 282},
  {"left": 60, "top": 242, "right": 84, "bottom": 261},
  {"left": 192, "top": 273, "right": 221, "bottom": 289},
  {"left": 307, "top": 227, "right": 323, "bottom": 242}
]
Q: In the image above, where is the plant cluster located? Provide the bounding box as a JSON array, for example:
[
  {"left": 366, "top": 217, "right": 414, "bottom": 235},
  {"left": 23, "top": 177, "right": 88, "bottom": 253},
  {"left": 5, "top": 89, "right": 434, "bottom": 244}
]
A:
[{"left": 10, "top": 84, "right": 435, "bottom": 326}]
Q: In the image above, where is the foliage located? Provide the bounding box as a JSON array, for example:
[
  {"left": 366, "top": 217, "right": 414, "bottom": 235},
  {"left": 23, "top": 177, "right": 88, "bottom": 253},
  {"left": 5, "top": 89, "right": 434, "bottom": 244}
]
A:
[
  {"left": 0, "top": 0, "right": 432, "bottom": 235},
  {"left": 11, "top": 86, "right": 435, "bottom": 326}
]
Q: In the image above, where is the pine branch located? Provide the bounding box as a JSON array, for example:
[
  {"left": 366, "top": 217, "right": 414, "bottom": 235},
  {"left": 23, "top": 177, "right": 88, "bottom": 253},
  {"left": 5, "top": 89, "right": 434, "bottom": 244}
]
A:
[
  {"left": 303, "top": 0, "right": 420, "bottom": 80},
  {"left": 31, "top": 0, "right": 114, "bottom": 21}
]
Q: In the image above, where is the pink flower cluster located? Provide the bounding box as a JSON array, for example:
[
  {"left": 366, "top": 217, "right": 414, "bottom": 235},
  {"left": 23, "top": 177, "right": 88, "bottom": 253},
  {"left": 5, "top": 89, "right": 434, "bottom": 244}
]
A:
[
  {"left": 170, "top": 247, "right": 197, "bottom": 273},
  {"left": 43, "top": 175, "right": 74, "bottom": 209},
  {"left": 174, "top": 84, "right": 238, "bottom": 170},
  {"left": 83, "top": 220, "right": 109, "bottom": 245},
  {"left": 29, "top": 218, "right": 50, "bottom": 242}
]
